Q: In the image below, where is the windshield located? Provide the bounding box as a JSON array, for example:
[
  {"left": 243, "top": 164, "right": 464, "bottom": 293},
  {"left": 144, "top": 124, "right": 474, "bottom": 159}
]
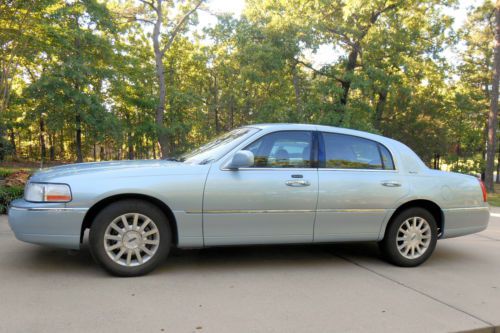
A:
[{"left": 179, "top": 127, "right": 259, "bottom": 165}]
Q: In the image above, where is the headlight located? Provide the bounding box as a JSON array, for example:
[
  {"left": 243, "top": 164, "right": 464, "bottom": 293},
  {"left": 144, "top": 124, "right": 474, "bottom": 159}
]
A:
[{"left": 24, "top": 183, "right": 72, "bottom": 202}]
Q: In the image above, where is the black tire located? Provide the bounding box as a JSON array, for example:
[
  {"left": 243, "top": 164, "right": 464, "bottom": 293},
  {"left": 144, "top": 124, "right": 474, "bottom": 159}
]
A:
[
  {"left": 379, "top": 207, "right": 438, "bottom": 267},
  {"left": 89, "top": 200, "right": 171, "bottom": 277}
]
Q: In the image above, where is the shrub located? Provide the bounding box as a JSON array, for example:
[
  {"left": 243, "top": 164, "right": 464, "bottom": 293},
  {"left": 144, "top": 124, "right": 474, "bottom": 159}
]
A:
[
  {"left": 0, "top": 186, "right": 24, "bottom": 214},
  {"left": 4, "top": 170, "right": 31, "bottom": 187}
]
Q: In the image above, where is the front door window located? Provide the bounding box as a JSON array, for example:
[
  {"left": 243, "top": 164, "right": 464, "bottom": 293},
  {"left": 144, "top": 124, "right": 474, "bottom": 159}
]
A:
[{"left": 244, "top": 131, "right": 313, "bottom": 168}]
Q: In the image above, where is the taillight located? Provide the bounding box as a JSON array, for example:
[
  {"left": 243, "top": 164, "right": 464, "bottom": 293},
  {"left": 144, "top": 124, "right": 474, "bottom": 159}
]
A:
[{"left": 479, "top": 179, "right": 487, "bottom": 202}]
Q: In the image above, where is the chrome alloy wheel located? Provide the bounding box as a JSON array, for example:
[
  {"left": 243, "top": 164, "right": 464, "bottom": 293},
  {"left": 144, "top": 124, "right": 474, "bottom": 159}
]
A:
[
  {"left": 396, "top": 216, "right": 432, "bottom": 260},
  {"left": 104, "top": 213, "right": 160, "bottom": 267}
]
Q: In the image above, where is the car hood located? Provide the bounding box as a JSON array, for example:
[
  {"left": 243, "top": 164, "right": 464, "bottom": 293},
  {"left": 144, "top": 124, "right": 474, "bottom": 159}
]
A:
[{"left": 29, "top": 160, "right": 204, "bottom": 182}]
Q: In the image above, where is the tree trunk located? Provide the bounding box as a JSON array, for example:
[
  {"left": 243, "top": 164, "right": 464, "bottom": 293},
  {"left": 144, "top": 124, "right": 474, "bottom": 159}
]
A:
[
  {"left": 0, "top": 127, "right": 4, "bottom": 162},
  {"left": 128, "top": 131, "right": 134, "bottom": 160},
  {"left": 146, "top": 0, "right": 202, "bottom": 158},
  {"left": 152, "top": 1, "right": 168, "bottom": 158},
  {"left": 125, "top": 113, "right": 134, "bottom": 160},
  {"left": 28, "top": 130, "right": 33, "bottom": 158},
  {"left": 168, "top": 60, "right": 176, "bottom": 152},
  {"left": 39, "top": 116, "right": 46, "bottom": 165},
  {"left": 496, "top": 145, "right": 500, "bottom": 183},
  {"left": 99, "top": 146, "right": 105, "bottom": 161},
  {"left": 229, "top": 96, "right": 235, "bottom": 129},
  {"left": 59, "top": 129, "right": 65, "bottom": 159},
  {"left": 213, "top": 75, "right": 220, "bottom": 133},
  {"left": 374, "top": 90, "right": 388, "bottom": 130},
  {"left": 73, "top": 13, "right": 84, "bottom": 163},
  {"left": 17, "top": 131, "right": 21, "bottom": 158},
  {"left": 138, "top": 138, "right": 143, "bottom": 159},
  {"left": 75, "top": 114, "right": 83, "bottom": 162},
  {"left": 48, "top": 133, "right": 55, "bottom": 161},
  {"left": 340, "top": 46, "right": 359, "bottom": 108},
  {"left": 291, "top": 62, "right": 302, "bottom": 119},
  {"left": 152, "top": 138, "right": 157, "bottom": 160},
  {"left": 9, "top": 127, "right": 16, "bottom": 157},
  {"left": 485, "top": 1, "right": 500, "bottom": 192},
  {"left": 433, "top": 153, "right": 441, "bottom": 170}
]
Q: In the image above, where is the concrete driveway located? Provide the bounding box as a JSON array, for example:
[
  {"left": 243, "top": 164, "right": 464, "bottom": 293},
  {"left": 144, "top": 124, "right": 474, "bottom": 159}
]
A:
[{"left": 0, "top": 210, "right": 499, "bottom": 333}]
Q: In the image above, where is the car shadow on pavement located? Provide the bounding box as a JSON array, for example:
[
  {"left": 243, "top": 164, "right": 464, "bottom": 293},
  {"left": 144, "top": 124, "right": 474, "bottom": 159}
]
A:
[
  {"left": 5, "top": 240, "right": 478, "bottom": 277},
  {"left": 5, "top": 244, "right": 100, "bottom": 276}
]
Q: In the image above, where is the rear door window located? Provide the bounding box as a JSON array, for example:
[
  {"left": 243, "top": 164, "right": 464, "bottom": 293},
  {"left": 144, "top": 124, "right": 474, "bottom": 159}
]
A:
[{"left": 322, "top": 133, "right": 395, "bottom": 170}]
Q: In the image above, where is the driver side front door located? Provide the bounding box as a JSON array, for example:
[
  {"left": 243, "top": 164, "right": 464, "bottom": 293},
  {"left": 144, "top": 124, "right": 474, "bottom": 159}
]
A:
[{"left": 202, "top": 130, "right": 318, "bottom": 246}]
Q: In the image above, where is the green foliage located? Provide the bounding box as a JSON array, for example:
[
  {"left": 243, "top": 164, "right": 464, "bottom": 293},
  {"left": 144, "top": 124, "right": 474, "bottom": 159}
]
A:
[
  {"left": 0, "top": 186, "right": 24, "bottom": 214},
  {"left": 0, "top": 0, "right": 494, "bottom": 175},
  {"left": 488, "top": 184, "right": 500, "bottom": 206}
]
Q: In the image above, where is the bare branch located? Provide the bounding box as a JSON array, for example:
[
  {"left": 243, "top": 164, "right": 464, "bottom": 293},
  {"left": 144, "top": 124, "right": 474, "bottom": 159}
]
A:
[
  {"left": 349, "top": 1, "right": 402, "bottom": 44},
  {"left": 118, "top": 11, "right": 155, "bottom": 24},
  {"left": 139, "top": 0, "right": 158, "bottom": 13},
  {"left": 326, "top": 28, "right": 356, "bottom": 48},
  {"left": 25, "top": 65, "right": 36, "bottom": 81},
  {"left": 160, "top": 0, "right": 204, "bottom": 56},
  {"left": 135, "top": 17, "right": 155, "bottom": 24},
  {"left": 294, "top": 58, "right": 345, "bottom": 83},
  {"left": 370, "top": 1, "right": 401, "bottom": 24}
]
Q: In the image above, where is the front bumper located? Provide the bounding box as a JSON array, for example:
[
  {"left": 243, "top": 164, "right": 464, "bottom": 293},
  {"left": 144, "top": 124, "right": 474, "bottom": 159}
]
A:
[{"left": 8, "top": 199, "right": 88, "bottom": 249}]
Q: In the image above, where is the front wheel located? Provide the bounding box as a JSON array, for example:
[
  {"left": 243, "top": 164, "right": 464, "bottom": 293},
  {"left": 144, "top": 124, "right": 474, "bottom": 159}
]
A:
[
  {"left": 379, "top": 207, "right": 438, "bottom": 267},
  {"left": 89, "top": 200, "right": 171, "bottom": 277}
]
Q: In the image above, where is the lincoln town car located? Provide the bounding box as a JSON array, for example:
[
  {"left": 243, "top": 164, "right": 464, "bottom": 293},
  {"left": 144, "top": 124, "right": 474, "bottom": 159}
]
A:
[{"left": 8, "top": 124, "right": 490, "bottom": 276}]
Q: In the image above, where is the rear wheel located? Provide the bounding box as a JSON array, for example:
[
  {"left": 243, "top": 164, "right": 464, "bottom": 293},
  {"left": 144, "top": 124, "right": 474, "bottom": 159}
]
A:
[
  {"left": 89, "top": 200, "right": 171, "bottom": 277},
  {"left": 379, "top": 207, "right": 438, "bottom": 267}
]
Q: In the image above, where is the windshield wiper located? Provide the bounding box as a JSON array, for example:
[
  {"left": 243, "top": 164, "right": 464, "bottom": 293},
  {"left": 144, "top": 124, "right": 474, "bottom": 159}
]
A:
[
  {"left": 164, "top": 157, "right": 182, "bottom": 162},
  {"left": 199, "top": 158, "right": 214, "bottom": 165}
]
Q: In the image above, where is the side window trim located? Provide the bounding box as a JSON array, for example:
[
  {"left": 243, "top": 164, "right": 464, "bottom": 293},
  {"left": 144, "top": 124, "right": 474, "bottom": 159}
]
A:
[
  {"left": 311, "top": 131, "right": 320, "bottom": 168},
  {"left": 318, "top": 131, "right": 326, "bottom": 168},
  {"left": 376, "top": 144, "right": 386, "bottom": 170},
  {"left": 318, "top": 131, "right": 396, "bottom": 171},
  {"left": 378, "top": 143, "right": 395, "bottom": 170}
]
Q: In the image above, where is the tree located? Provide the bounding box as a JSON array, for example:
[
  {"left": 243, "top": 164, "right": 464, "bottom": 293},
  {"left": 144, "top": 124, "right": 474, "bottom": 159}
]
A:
[
  {"left": 0, "top": 0, "right": 57, "bottom": 160},
  {"left": 0, "top": 0, "right": 494, "bottom": 175},
  {"left": 133, "top": 0, "right": 204, "bottom": 158},
  {"left": 21, "top": 0, "right": 120, "bottom": 162},
  {"left": 485, "top": 0, "right": 500, "bottom": 192}
]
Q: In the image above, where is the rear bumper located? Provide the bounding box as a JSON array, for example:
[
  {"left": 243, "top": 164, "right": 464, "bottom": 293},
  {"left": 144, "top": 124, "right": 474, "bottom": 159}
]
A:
[
  {"left": 441, "top": 206, "right": 489, "bottom": 239},
  {"left": 8, "top": 199, "right": 87, "bottom": 250}
]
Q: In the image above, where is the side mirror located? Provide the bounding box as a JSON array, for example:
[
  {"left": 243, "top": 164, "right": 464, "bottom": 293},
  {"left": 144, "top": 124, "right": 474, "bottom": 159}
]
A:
[{"left": 228, "top": 150, "right": 254, "bottom": 169}]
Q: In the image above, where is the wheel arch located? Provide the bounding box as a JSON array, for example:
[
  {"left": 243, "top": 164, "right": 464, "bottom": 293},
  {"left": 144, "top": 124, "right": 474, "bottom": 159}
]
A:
[
  {"left": 80, "top": 194, "right": 178, "bottom": 245},
  {"left": 384, "top": 199, "right": 444, "bottom": 238}
]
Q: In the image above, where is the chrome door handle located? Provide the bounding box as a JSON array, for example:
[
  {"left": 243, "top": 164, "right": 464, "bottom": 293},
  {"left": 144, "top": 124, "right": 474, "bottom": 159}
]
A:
[
  {"left": 381, "top": 181, "right": 402, "bottom": 187},
  {"left": 286, "top": 180, "right": 311, "bottom": 187}
]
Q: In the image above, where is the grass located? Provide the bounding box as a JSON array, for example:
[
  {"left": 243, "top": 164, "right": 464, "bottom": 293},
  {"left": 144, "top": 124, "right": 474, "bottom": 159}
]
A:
[{"left": 0, "top": 166, "right": 35, "bottom": 178}]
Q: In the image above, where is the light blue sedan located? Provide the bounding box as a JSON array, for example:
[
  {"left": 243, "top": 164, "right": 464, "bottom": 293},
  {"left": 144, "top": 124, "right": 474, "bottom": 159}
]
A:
[{"left": 8, "top": 124, "right": 489, "bottom": 276}]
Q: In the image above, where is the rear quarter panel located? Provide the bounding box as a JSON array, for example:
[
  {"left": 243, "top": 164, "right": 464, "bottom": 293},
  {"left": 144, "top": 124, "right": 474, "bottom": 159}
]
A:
[{"left": 407, "top": 170, "right": 489, "bottom": 238}]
